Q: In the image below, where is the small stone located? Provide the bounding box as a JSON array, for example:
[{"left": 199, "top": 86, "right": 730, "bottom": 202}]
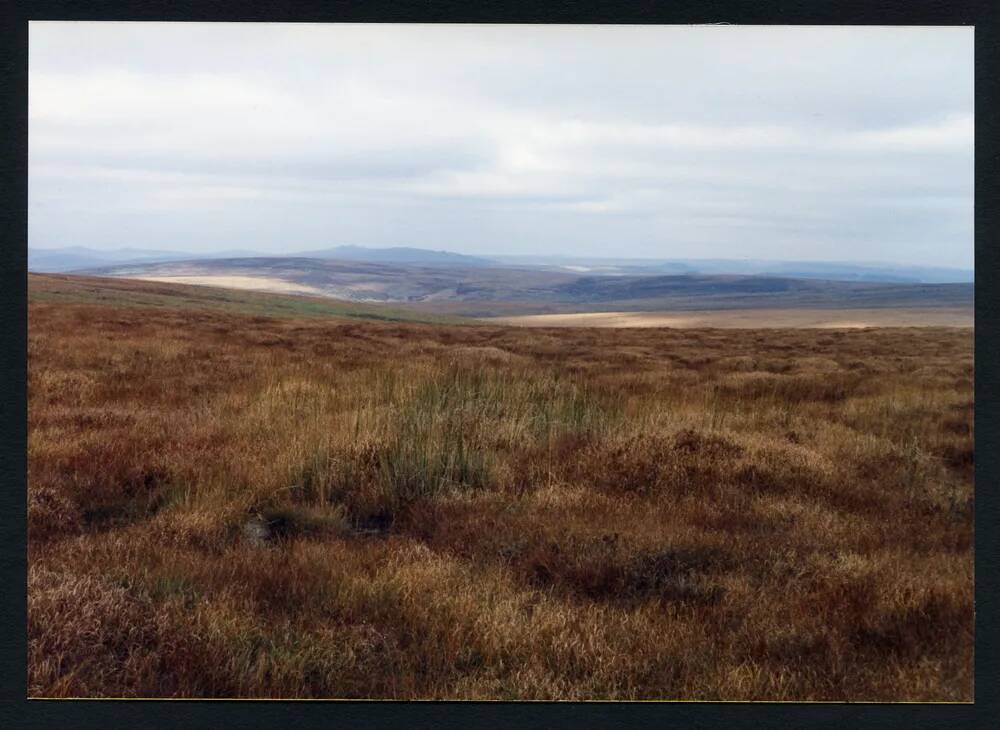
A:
[{"left": 242, "top": 517, "right": 273, "bottom": 546}]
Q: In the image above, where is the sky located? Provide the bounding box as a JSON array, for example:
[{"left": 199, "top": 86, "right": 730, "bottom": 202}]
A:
[{"left": 28, "top": 23, "right": 974, "bottom": 268}]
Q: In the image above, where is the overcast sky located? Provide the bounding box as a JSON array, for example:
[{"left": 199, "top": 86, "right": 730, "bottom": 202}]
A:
[{"left": 29, "top": 23, "right": 973, "bottom": 267}]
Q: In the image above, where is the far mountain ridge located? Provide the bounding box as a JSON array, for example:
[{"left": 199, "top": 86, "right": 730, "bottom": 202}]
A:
[
  {"left": 27, "top": 244, "right": 973, "bottom": 284},
  {"left": 293, "top": 245, "right": 494, "bottom": 267}
]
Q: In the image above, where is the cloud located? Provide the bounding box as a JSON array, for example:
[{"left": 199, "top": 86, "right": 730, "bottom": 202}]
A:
[
  {"left": 840, "top": 113, "right": 973, "bottom": 152},
  {"left": 28, "top": 23, "right": 973, "bottom": 267}
]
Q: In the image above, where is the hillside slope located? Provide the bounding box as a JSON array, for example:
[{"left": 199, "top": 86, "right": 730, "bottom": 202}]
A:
[{"left": 28, "top": 273, "right": 468, "bottom": 326}]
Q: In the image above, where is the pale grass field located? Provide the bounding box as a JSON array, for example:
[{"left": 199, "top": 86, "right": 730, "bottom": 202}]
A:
[
  {"left": 135, "top": 275, "right": 328, "bottom": 296},
  {"left": 488, "top": 307, "right": 975, "bottom": 329}
]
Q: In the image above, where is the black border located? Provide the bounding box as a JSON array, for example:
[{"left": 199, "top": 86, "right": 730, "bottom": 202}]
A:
[{"left": 2, "top": 2, "right": 997, "bottom": 727}]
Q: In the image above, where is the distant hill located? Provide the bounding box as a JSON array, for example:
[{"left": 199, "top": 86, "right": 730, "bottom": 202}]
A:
[
  {"left": 29, "top": 244, "right": 494, "bottom": 273},
  {"left": 545, "top": 273, "right": 973, "bottom": 313},
  {"left": 78, "top": 257, "right": 574, "bottom": 304},
  {"left": 28, "top": 246, "right": 264, "bottom": 273},
  {"left": 30, "top": 245, "right": 971, "bottom": 283},
  {"left": 292, "top": 245, "right": 495, "bottom": 267},
  {"left": 29, "top": 246, "right": 185, "bottom": 273},
  {"left": 492, "top": 255, "right": 973, "bottom": 284},
  {"left": 76, "top": 255, "right": 974, "bottom": 317}
]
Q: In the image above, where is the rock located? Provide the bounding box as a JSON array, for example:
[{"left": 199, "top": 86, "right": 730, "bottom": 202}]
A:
[{"left": 242, "top": 516, "right": 276, "bottom": 546}]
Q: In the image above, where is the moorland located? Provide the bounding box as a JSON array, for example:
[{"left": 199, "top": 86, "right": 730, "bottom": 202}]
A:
[{"left": 28, "top": 273, "right": 973, "bottom": 700}]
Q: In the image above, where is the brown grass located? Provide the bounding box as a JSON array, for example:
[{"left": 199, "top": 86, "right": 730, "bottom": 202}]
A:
[{"left": 27, "top": 276, "right": 974, "bottom": 700}]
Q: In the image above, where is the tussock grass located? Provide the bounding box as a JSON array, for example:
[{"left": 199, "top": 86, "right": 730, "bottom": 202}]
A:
[{"left": 27, "top": 282, "right": 973, "bottom": 700}]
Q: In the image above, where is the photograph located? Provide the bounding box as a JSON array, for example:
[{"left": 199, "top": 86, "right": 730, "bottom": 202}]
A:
[{"left": 26, "top": 21, "right": 974, "bottom": 701}]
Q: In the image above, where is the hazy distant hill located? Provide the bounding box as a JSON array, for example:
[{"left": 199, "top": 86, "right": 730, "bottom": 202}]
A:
[
  {"left": 30, "top": 244, "right": 494, "bottom": 273},
  {"left": 292, "top": 245, "right": 494, "bottom": 267},
  {"left": 29, "top": 246, "right": 185, "bottom": 272},
  {"left": 77, "top": 255, "right": 974, "bottom": 317},
  {"left": 493, "top": 255, "right": 973, "bottom": 284},
  {"left": 30, "top": 244, "right": 972, "bottom": 284},
  {"left": 28, "top": 246, "right": 263, "bottom": 273}
]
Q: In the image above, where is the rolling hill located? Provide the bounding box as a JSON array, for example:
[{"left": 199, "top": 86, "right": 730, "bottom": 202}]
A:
[
  {"left": 27, "top": 273, "right": 467, "bottom": 326},
  {"left": 30, "top": 245, "right": 972, "bottom": 284},
  {"left": 74, "top": 255, "right": 974, "bottom": 318},
  {"left": 28, "top": 244, "right": 494, "bottom": 273},
  {"left": 493, "top": 255, "right": 974, "bottom": 284}
]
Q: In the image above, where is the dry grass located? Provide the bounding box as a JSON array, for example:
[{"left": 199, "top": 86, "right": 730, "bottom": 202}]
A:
[
  {"left": 487, "top": 307, "right": 974, "bottom": 329},
  {"left": 27, "top": 276, "right": 974, "bottom": 700},
  {"left": 133, "top": 274, "right": 330, "bottom": 296}
]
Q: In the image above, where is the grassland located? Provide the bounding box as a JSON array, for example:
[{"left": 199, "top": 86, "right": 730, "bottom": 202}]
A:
[
  {"left": 27, "top": 274, "right": 973, "bottom": 700},
  {"left": 488, "top": 307, "right": 974, "bottom": 329}
]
